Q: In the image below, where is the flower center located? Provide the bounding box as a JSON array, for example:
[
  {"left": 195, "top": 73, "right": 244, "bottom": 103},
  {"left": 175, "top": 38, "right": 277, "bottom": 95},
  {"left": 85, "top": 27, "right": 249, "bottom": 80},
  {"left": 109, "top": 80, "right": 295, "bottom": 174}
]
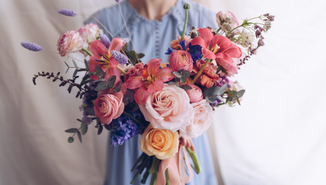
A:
[
  {"left": 100, "top": 53, "right": 112, "bottom": 68},
  {"left": 209, "top": 44, "right": 220, "bottom": 54}
]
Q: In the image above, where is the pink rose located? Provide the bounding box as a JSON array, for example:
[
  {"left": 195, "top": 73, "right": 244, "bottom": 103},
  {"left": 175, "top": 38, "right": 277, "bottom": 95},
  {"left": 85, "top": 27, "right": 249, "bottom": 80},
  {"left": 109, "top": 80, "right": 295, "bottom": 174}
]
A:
[
  {"left": 168, "top": 50, "right": 193, "bottom": 72},
  {"left": 78, "top": 23, "right": 103, "bottom": 50},
  {"left": 139, "top": 84, "right": 194, "bottom": 132},
  {"left": 94, "top": 92, "right": 124, "bottom": 124},
  {"left": 57, "top": 30, "right": 83, "bottom": 57},
  {"left": 185, "top": 84, "right": 203, "bottom": 103},
  {"left": 180, "top": 100, "right": 213, "bottom": 138}
]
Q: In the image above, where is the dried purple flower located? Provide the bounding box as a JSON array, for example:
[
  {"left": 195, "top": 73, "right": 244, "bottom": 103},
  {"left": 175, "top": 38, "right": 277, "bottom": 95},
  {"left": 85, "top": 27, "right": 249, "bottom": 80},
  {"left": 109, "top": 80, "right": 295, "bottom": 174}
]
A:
[
  {"left": 255, "top": 30, "right": 261, "bottom": 38},
  {"left": 21, "top": 42, "right": 42, "bottom": 52},
  {"left": 111, "top": 50, "right": 128, "bottom": 64},
  {"left": 258, "top": 39, "right": 265, "bottom": 47},
  {"left": 99, "top": 33, "right": 111, "bottom": 48},
  {"left": 268, "top": 15, "right": 275, "bottom": 21},
  {"left": 115, "top": 0, "right": 120, "bottom": 2},
  {"left": 263, "top": 13, "right": 270, "bottom": 17},
  {"left": 57, "top": 9, "right": 77, "bottom": 17}
]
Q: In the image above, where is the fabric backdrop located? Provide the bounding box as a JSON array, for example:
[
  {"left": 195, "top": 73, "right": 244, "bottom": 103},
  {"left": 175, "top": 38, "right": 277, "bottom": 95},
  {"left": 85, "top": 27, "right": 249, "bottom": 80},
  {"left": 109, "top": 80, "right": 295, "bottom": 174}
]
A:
[{"left": 1, "top": 0, "right": 325, "bottom": 185}]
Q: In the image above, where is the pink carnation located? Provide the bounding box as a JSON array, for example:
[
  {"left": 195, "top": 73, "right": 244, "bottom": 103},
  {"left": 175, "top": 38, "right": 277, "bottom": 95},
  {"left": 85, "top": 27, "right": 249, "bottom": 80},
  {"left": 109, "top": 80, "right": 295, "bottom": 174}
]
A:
[
  {"left": 180, "top": 100, "right": 213, "bottom": 138},
  {"left": 57, "top": 30, "right": 83, "bottom": 57},
  {"left": 94, "top": 92, "right": 124, "bottom": 125},
  {"left": 139, "top": 84, "right": 194, "bottom": 132}
]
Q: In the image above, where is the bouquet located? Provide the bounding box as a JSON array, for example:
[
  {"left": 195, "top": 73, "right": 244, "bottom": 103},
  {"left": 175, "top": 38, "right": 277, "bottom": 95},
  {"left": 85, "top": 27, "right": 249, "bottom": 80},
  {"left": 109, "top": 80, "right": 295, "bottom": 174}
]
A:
[{"left": 22, "top": 2, "right": 274, "bottom": 185}]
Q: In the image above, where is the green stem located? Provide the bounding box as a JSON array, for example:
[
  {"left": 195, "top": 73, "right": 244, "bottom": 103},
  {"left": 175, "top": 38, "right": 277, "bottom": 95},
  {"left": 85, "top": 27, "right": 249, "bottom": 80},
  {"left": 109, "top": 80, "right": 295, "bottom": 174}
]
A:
[
  {"left": 186, "top": 147, "right": 201, "bottom": 174},
  {"left": 180, "top": 4, "right": 190, "bottom": 41},
  {"left": 82, "top": 48, "right": 92, "bottom": 56},
  {"left": 216, "top": 66, "right": 222, "bottom": 74},
  {"left": 131, "top": 156, "right": 149, "bottom": 184},
  {"left": 123, "top": 111, "right": 146, "bottom": 127},
  {"left": 192, "top": 59, "right": 211, "bottom": 84},
  {"left": 165, "top": 168, "right": 170, "bottom": 185}
]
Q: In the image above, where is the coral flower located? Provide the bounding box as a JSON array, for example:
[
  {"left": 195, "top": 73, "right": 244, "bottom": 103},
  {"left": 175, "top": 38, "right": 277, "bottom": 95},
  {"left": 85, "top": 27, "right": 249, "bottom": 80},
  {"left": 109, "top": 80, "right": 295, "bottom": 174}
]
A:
[
  {"left": 89, "top": 38, "right": 125, "bottom": 85},
  {"left": 191, "top": 28, "right": 242, "bottom": 75},
  {"left": 124, "top": 59, "right": 175, "bottom": 105}
]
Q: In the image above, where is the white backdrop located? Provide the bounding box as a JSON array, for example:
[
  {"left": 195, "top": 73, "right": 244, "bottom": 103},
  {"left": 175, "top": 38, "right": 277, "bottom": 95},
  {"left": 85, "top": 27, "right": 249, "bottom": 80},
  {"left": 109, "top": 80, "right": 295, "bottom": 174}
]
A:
[{"left": 1, "top": 0, "right": 326, "bottom": 185}]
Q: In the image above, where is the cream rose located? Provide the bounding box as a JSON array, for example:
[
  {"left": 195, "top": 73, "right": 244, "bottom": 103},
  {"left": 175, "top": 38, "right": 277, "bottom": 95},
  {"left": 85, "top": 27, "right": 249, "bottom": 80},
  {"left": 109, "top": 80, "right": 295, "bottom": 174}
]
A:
[
  {"left": 139, "top": 125, "right": 179, "bottom": 160},
  {"left": 139, "top": 84, "right": 194, "bottom": 132},
  {"left": 180, "top": 100, "right": 213, "bottom": 138}
]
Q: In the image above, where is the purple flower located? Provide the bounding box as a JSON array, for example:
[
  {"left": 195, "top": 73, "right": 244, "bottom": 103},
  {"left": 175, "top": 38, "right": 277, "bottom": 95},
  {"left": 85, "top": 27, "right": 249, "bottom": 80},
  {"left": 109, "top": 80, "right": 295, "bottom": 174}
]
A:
[
  {"left": 165, "top": 48, "right": 173, "bottom": 55},
  {"left": 188, "top": 43, "right": 202, "bottom": 61},
  {"left": 110, "top": 111, "right": 146, "bottom": 146},
  {"left": 57, "top": 9, "right": 77, "bottom": 17},
  {"left": 258, "top": 39, "right": 265, "bottom": 47},
  {"left": 111, "top": 50, "right": 128, "bottom": 64},
  {"left": 99, "top": 33, "right": 111, "bottom": 48},
  {"left": 115, "top": 0, "right": 120, "bottom": 2},
  {"left": 21, "top": 42, "right": 42, "bottom": 52}
]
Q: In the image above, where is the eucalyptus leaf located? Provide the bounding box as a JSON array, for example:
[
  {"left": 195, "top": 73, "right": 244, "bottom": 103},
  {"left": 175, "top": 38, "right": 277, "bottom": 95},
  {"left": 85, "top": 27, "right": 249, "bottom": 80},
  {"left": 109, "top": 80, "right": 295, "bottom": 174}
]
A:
[
  {"left": 76, "top": 130, "right": 82, "bottom": 143},
  {"left": 76, "top": 119, "right": 82, "bottom": 122},
  {"left": 179, "top": 70, "right": 191, "bottom": 78},
  {"left": 206, "top": 96, "right": 219, "bottom": 103},
  {"left": 237, "top": 90, "right": 245, "bottom": 98},
  {"left": 113, "top": 81, "right": 122, "bottom": 93},
  {"left": 227, "top": 90, "right": 233, "bottom": 102},
  {"left": 107, "top": 75, "right": 117, "bottom": 89},
  {"left": 65, "top": 128, "right": 78, "bottom": 133},
  {"left": 68, "top": 137, "right": 74, "bottom": 143},
  {"left": 97, "top": 125, "right": 103, "bottom": 135},
  {"left": 72, "top": 59, "right": 78, "bottom": 68},
  {"left": 122, "top": 43, "right": 129, "bottom": 52},
  {"left": 73, "top": 68, "right": 78, "bottom": 77},
  {"left": 168, "top": 82, "right": 179, "bottom": 87},
  {"left": 138, "top": 53, "right": 145, "bottom": 59},
  {"left": 95, "top": 65, "right": 105, "bottom": 79},
  {"left": 80, "top": 122, "right": 88, "bottom": 135},
  {"left": 179, "top": 84, "right": 192, "bottom": 91},
  {"left": 218, "top": 83, "right": 228, "bottom": 95},
  {"left": 172, "top": 72, "right": 182, "bottom": 78},
  {"left": 84, "top": 59, "right": 89, "bottom": 70},
  {"left": 93, "top": 78, "right": 105, "bottom": 83},
  {"left": 129, "top": 51, "right": 138, "bottom": 62},
  {"left": 236, "top": 97, "right": 241, "bottom": 105},
  {"left": 95, "top": 81, "right": 108, "bottom": 91}
]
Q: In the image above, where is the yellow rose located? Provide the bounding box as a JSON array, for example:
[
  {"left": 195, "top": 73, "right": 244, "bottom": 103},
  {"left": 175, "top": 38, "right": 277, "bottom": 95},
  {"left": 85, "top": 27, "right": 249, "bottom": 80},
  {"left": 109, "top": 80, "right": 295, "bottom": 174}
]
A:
[{"left": 139, "top": 125, "right": 179, "bottom": 160}]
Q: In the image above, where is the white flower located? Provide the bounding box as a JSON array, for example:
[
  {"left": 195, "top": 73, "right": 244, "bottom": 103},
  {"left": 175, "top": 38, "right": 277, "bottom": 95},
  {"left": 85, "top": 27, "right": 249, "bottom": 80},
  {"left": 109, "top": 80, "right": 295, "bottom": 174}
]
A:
[
  {"left": 78, "top": 23, "right": 103, "bottom": 49},
  {"left": 239, "top": 30, "right": 255, "bottom": 47}
]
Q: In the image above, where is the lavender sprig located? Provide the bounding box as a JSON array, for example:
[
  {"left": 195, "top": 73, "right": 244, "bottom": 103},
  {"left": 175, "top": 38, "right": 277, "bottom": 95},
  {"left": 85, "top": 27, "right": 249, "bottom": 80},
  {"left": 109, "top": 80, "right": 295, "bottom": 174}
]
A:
[
  {"left": 57, "top": 9, "right": 77, "bottom": 17},
  {"left": 111, "top": 50, "right": 128, "bottom": 64},
  {"left": 21, "top": 42, "right": 42, "bottom": 52},
  {"left": 99, "top": 33, "right": 111, "bottom": 48}
]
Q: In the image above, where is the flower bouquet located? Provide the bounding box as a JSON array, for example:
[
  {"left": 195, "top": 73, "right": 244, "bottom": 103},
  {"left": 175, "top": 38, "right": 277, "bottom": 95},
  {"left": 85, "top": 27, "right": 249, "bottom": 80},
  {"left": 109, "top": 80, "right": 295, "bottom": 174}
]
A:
[{"left": 22, "top": 2, "right": 273, "bottom": 185}]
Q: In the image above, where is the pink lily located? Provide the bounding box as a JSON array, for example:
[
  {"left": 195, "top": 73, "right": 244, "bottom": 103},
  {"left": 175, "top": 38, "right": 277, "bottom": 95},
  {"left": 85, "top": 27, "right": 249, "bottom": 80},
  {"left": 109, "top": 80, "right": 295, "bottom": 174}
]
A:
[
  {"left": 89, "top": 38, "right": 125, "bottom": 85},
  {"left": 124, "top": 59, "right": 175, "bottom": 105},
  {"left": 191, "top": 28, "right": 242, "bottom": 74}
]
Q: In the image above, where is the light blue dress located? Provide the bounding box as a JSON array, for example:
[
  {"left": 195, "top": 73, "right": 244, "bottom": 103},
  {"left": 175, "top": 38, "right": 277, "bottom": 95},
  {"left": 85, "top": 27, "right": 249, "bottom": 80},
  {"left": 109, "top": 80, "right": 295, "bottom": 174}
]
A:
[{"left": 85, "top": 0, "right": 218, "bottom": 184}]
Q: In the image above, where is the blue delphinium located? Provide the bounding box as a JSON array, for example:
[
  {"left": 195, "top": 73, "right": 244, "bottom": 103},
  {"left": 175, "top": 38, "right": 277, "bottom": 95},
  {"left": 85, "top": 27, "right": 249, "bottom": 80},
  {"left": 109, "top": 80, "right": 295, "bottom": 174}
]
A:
[
  {"left": 187, "top": 43, "right": 202, "bottom": 61},
  {"left": 110, "top": 111, "right": 146, "bottom": 146}
]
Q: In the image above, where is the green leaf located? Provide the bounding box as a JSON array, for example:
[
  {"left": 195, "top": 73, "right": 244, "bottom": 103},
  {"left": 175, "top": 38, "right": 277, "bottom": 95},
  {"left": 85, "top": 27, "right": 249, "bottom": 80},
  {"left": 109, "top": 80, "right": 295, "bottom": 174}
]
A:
[
  {"left": 179, "top": 84, "right": 192, "bottom": 91},
  {"left": 107, "top": 75, "right": 117, "bottom": 89},
  {"left": 236, "top": 97, "right": 241, "bottom": 105},
  {"left": 68, "top": 137, "right": 74, "bottom": 143},
  {"left": 129, "top": 51, "right": 138, "bottom": 62},
  {"left": 179, "top": 70, "right": 191, "bottom": 78},
  {"left": 95, "top": 65, "right": 105, "bottom": 79},
  {"left": 93, "top": 78, "right": 105, "bottom": 83},
  {"left": 172, "top": 72, "right": 182, "bottom": 78},
  {"left": 84, "top": 59, "right": 89, "bottom": 70},
  {"left": 138, "top": 53, "right": 145, "bottom": 59},
  {"left": 113, "top": 81, "right": 122, "bottom": 93},
  {"left": 95, "top": 81, "right": 108, "bottom": 91},
  {"left": 80, "top": 122, "right": 88, "bottom": 135},
  {"left": 122, "top": 43, "right": 129, "bottom": 52},
  {"left": 73, "top": 68, "right": 78, "bottom": 77},
  {"left": 65, "top": 128, "right": 78, "bottom": 133},
  {"left": 227, "top": 90, "right": 233, "bottom": 102},
  {"left": 72, "top": 59, "right": 78, "bottom": 68},
  {"left": 206, "top": 96, "right": 219, "bottom": 103},
  {"left": 97, "top": 124, "right": 103, "bottom": 135},
  {"left": 237, "top": 90, "right": 245, "bottom": 98},
  {"left": 76, "top": 119, "right": 82, "bottom": 122},
  {"left": 168, "top": 82, "right": 179, "bottom": 87},
  {"left": 204, "top": 83, "right": 227, "bottom": 97},
  {"left": 76, "top": 130, "right": 82, "bottom": 143}
]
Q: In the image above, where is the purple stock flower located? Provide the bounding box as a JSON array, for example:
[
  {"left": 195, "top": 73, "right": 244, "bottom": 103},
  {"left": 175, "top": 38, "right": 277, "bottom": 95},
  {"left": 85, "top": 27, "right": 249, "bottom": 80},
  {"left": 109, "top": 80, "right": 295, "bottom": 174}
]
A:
[
  {"left": 21, "top": 42, "right": 42, "bottom": 52},
  {"left": 99, "top": 33, "right": 111, "bottom": 48},
  {"left": 57, "top": 9, "right": 77, "bottom": 17},
  {"left": 111, "top": 50, "right": 128, "bottom": 64}
]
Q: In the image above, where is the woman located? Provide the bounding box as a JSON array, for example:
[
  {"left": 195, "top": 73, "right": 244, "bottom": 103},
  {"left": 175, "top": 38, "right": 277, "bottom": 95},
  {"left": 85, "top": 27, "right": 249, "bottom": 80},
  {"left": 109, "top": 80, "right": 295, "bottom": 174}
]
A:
[{"left": 84, "top": 0, "right": 219, "bottom": 184}]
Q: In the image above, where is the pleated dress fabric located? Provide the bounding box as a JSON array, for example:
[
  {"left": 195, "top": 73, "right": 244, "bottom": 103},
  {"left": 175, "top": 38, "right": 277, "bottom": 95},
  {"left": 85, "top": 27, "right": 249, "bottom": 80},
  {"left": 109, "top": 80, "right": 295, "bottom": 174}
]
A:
[{"left": 84, "top": 0, "right": 219, "bottom": 184}]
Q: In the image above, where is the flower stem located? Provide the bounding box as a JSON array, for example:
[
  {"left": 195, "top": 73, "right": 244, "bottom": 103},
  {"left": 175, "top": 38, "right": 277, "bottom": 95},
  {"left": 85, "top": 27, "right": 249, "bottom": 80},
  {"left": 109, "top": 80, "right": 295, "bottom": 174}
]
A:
[
  {"left": 117, "top": 65, "right": 126, "bottom": 75},
  {"left": 186, "top": 147, "right": 201, "bottom": 174},
  {"left": 192, "top": 59, "right": 211, "bottom": 84},
  {"left": 82, "top": 48, "right": 92, "bottom": 56},
  {"left": 165, "top": 168, "right": 170, "bottom": 185},
  {"left": 180, "top": 4, "right": 190, "bottom": 41},
  {"left": 123, "top": 111, "right": 146, "bottom": 127}
]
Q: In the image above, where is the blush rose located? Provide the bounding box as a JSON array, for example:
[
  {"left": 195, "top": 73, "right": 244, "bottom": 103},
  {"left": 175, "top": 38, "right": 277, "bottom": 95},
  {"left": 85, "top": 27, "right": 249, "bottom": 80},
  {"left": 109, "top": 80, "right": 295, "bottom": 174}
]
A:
[{"left": 94, "top": 92, "right": 124, "bottom": 124}]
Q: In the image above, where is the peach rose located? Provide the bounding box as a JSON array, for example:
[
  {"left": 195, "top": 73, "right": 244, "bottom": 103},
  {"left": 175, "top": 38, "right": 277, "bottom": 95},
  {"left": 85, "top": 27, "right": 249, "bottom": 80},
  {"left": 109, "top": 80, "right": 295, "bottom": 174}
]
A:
[
  {"left": 168, "top": 50, "right": 193, "bottom": 72},
  {"left": 94, "top": 92, "right": 124, "bottom": 124},
  {"left": 139, "top": 84, "right": 194, "bottom": 132},
  {"left": 180, "top": 100, "right": 213, "bottom": 138},
  {"left": 185, "top": 84, "right": 203, "bottom": 103},
  {"left": 139, "top": 125, "right": 179, "bottom": 160}
]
